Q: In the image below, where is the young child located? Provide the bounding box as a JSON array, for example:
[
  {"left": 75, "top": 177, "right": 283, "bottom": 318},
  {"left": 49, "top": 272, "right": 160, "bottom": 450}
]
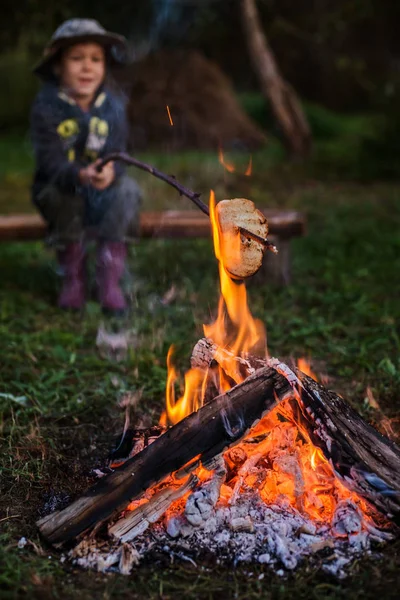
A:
[{"left": 31, "top": 19, "right": 142, "bottom": 314}]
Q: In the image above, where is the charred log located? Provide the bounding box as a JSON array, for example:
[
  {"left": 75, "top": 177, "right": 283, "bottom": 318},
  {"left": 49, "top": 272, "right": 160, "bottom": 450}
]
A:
[{"left": 108, "top": 474, "right": 199, "bottom": 542}]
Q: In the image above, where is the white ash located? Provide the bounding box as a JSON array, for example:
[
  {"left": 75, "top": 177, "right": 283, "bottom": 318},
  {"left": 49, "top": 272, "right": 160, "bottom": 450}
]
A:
[
  {"left": 95, "top": 324, "right": 136, "bottom": 362},
  {"left": 185, "top": 459, "right": 226, "bottom": 527},
  {"left": 68, "top": 492, "right": 391, "bottom": 579},
  {"left": 70, "top": 538, "right": 140, "bottom": 575},
  {"left": 92, "top": 469, "right": 107, "bottom": 478}
]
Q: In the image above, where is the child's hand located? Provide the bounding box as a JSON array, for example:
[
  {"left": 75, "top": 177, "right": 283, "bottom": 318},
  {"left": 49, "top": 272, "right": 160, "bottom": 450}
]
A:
[
  {"left": 79, "top": 160, "right": 115, "bottom": 190},
  {"left": 91, "top": 160, "right": 115, "bottom": 190}
]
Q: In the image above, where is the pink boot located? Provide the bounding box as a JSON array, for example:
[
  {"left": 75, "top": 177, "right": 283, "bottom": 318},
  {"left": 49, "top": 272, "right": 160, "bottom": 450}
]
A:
[
  {"left": 57, "top": 243, "right": 86, "bottom": 310},
  {"left": 96, "top": 242, "right": 127, "bottom": 313}
]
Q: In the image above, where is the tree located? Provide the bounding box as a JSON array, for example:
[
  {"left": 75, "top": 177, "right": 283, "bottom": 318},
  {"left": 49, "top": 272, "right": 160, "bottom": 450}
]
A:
[{"left": 240, "top": 0, "right": 311, "bottom": 156}]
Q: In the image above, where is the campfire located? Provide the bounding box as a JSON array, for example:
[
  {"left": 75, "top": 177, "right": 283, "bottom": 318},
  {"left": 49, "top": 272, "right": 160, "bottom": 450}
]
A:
[{"left": 37, "top": 192, "right": 400, "bottom": 578}]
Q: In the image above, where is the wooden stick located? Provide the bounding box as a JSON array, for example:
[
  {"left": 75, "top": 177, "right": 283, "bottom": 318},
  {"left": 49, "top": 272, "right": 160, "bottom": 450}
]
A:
[
  {"left": 37, "top": 366, "right": 292, "bottom": 546},
  {"left": 97, "top": 152, "right": 210, "bottom": 216},
  {"left": 96, "top": 152, "right": 277, "bottom": 253}
]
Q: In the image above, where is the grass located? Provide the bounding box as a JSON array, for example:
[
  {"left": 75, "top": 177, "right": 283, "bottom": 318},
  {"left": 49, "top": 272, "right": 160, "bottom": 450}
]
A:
[
  {"left": 239, "top": 92, "right": 393, "bottom": 180},
  {"left": 1, "top": 134, "right": 400, "bottom": 598}
]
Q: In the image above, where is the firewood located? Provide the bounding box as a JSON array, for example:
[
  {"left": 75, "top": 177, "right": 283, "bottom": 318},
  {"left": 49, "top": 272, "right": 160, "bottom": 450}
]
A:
[
  {"left": 191, "top": 337, "right": 264, "bottom": 382},
  {"left": 109, "top": 474, "right": 198, "bottom": 542},
  {"left": 37, "top": 340, "right": 400, "bottom": 547},
  {"left": 216, "top": 198, "right": 269, "bottom": 279},
  {"left": 229, "top": 435, "right": 273, "bottom": 505},
  {"left": 37, "top": 366, "right": 292, "bottom": 546},
  {"left": 273, "top": 359, "right": 400, "bottom": 522},
  {"left": 191, "top": 339, "right": 400, "bottom": 522}
]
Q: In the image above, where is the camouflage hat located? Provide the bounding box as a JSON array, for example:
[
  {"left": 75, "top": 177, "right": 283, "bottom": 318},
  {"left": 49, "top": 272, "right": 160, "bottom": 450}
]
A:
[{"left": 33, "top": 18, "right": 127, "bottom": 79}]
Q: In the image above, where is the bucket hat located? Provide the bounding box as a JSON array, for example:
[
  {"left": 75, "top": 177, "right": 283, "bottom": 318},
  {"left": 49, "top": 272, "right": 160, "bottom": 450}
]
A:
[{"left": 33, "top": 18, "right": 127, "bottom": 79}]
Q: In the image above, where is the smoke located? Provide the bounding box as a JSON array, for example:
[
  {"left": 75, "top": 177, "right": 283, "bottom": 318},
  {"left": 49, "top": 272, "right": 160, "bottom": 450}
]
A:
[
  {"left": 220, "top": 408, "right": 246, "bottom": 440},
  {"left": 128, "top": 0, "right": 217, "bottom": 61}
]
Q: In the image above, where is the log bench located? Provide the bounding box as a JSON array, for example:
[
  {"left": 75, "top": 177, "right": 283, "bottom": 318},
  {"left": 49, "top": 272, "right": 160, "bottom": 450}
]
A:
[{"left": 0, "top": 209, "right": 305, "bottom": 284}]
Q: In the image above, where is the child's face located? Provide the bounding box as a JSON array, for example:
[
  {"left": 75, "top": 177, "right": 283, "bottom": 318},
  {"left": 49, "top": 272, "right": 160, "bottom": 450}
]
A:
[{"left": 59, "top": 42, "right": 105, "bottom": 103}]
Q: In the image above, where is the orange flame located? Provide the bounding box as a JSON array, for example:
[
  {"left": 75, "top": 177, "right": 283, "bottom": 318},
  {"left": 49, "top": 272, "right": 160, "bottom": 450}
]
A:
[
  {"left": 310, "top": 447, "right": 326, "bottom": 470},
  {"left": 166, "top": 105, "right": 174, "bottom": 126},
  {"left": 204, "top": 191, "right": 266, "bottom": 364},
  {"left": 218, "top": 147, "right": 252, "bottom": 177},
  {"left": 218, "top": 147, "right": 235, "bottom": 173},
  {"left": 163, "top": 192, "right": 266, "bottom": 424},
  {"left": 297, "top": 357, "right": 318, "bottom": 381},
  {"left": 244, "top": 155, "right": 252, "bottom": 177},
  {"left": 164, "top": 346, "right": 207, "bottom": 426},
  {"left": 159, "top": 197, "right": 375, "bottom": 529},
  {"left": 154, "top": 192, "right": 377, "bottom": 530}
]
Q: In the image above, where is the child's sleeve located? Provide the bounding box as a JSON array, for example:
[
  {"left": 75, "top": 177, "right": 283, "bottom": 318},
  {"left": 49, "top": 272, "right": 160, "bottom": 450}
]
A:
[
  {"left": 30, "top": 99, "right": 81, "bottom": 192},
  {"left": 104, "top": 95, "right": 129, "bottom": 179}
]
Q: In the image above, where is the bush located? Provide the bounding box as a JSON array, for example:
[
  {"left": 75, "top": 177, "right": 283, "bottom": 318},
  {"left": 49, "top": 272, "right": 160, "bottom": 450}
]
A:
[
  {"left": 239, "top": 91, "right": 396, "bottom": 180},
  {"left": 0, "top": 50, "right": 38, "bottom": 131},
  {"left": 358, "top": 114, "right": 400, "bottom": 179}
]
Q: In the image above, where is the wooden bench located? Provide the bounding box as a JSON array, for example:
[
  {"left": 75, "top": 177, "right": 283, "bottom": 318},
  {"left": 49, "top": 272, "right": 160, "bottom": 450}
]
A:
[{"left": 0, "top": 210, "right": 305, "bottom": 284}]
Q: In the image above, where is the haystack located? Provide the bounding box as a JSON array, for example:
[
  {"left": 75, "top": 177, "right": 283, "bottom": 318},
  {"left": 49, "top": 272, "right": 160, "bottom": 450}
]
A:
[{"left": 116, "top": 50, "right": 267, "bottom": 150}]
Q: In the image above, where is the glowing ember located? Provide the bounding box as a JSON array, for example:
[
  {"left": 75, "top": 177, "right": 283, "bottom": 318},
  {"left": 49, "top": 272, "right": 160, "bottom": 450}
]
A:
[
  {"left": 166, "top": 105, "right": 174, "bottom": 126},
  {"left": 244, "top": 154, "right": 252, "bottom": 177},
  {"left": 80, "top": 398, "right": 389, "bottom": 578}
]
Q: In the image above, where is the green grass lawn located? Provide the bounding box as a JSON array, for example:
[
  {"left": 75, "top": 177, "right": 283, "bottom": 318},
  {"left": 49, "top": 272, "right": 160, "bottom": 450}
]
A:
[{"left": 1, "top": 135, "right": 400, "bottom": 598}]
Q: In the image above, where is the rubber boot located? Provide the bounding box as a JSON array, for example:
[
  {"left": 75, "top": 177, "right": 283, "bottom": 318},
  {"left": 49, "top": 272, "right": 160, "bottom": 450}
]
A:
[
  {"left": 57, "top": 242, "right": 86, "bottom": 310},
  {"left": 96, "top": 241, "right": 127, "bottom": 314}
]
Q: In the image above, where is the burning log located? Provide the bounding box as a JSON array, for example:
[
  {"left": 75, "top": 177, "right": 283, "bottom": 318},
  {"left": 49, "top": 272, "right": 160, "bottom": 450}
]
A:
[
  {"left": 191, "top": 337, "right": 263, "bottom": 381},
  {"left": 37, "top": 338, "right": 400, "bottom": 548},
  {"left": 191, "top": 339, "right": 400, "bottom": 522},
  {"left": 108, "top": 474, "right": 198, "bottom": 542},
  {"left": 37, "top": 365, "right": 292, "bottom": 546}
]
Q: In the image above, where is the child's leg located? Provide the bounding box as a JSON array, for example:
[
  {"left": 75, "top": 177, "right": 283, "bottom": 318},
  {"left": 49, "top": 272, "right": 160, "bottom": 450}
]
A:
[
  {"left": 96, "top": 176, "right": 142, "bottom": 241},
  {"left": 35, "top": 185, "right": 85, "bottom": 244},
  {"left": 34, "top": 185, "right": 86, "bottom": 309},
  {"left": 95, "top": 176, "right": 142, "bottom": 314}
]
